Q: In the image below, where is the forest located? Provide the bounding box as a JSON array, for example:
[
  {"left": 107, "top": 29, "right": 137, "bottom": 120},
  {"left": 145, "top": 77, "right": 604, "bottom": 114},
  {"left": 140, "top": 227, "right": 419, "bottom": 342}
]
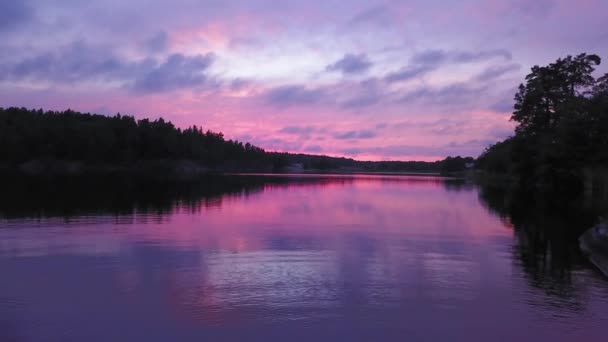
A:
[
  {"left": 0, "top": 107, "right": 472, "bottom": 175},
  {"left": 476, "top": 53, "right": 608, "bottom": 191}
]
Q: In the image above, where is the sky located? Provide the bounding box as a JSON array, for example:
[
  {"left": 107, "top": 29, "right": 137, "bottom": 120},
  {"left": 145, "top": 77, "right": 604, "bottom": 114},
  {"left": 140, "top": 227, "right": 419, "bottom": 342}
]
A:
[{"left": 1, "top": 0, "right": 607, "bottom": 161}]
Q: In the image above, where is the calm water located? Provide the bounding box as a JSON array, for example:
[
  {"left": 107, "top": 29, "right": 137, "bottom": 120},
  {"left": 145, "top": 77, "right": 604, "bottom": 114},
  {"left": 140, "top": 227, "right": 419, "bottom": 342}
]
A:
[{"left": 1, "top": 174, "right": 608, "bottom": 341}]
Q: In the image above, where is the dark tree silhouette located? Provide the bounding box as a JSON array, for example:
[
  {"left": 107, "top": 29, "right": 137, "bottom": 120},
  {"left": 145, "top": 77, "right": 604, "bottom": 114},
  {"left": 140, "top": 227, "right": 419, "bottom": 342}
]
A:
[
  {"left": 0, "top": 107, "right": 472, "bottom": 175},
  {"left": 477, "top": 53, "right": 608, "bottom": 191},
  {"left": 0, "top": 107, "right": 267, "bottom": 168}
]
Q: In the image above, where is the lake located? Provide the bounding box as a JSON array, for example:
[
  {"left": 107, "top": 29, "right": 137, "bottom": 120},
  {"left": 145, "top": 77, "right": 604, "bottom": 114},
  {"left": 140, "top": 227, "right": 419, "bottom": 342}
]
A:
[{"left": 1, "top": 174, "right": 608, "bottom": 341}]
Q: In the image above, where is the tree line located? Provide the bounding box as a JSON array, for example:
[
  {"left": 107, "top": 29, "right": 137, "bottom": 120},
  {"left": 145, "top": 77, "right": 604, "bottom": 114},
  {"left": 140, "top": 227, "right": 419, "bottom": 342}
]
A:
[
  {"left": 0, "top": 107, "right": 472, "bottom": 174},
  {"left": 476, "top": 53, "right": 608, "bottom": 191},
  {"left": 0, "top": 107, "right": 266, "bottom": 166}
]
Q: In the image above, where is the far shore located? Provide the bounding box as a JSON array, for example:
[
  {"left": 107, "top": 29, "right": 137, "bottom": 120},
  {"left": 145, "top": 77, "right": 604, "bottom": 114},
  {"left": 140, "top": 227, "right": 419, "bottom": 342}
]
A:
[{"left": 1, "top": 159, "right": 460, "bottom": 180}]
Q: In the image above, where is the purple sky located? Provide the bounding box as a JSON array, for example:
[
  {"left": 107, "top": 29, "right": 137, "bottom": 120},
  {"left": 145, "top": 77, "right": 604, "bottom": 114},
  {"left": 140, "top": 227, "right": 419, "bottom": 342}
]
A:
[{"left": 1, "top": 0, "right": 607, "bottom": 160}]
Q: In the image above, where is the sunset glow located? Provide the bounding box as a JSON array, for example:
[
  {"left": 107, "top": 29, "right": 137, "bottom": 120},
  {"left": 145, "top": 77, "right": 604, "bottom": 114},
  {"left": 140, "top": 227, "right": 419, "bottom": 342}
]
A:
[{"left": 1, "top": 0, "right": 606, "bottom": 160}]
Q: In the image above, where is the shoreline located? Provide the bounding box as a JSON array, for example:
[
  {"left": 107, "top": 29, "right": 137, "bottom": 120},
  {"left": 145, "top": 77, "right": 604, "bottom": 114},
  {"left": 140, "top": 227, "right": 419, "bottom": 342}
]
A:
[{"left": 0, "top": 159, "right": 451, "bottom": 180}]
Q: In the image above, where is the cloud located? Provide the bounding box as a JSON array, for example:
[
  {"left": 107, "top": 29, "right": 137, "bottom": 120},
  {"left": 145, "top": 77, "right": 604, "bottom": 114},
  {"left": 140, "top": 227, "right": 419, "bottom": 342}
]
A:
[
  {"left": 348, "top": 6, "right": 392, "bottom": 27},
  {"left": 229, "top": 78, "right": 250, "bottom": 91},
  {"left": 303, "top": 145, "right": 323, "bottom": 153},
  {"left": 266, "top": 85, "right": 328, "bottom": 106},
  {"left": 429, "top": 120, "right": 468, "bottom": 135},
  {"left": 510, "top": 0, "right": 556, "bottom": 17},
  {"left": 4, "top": 41, "right": 129, "bottom": 83},
  {"left": 474, "top": 63, "right": 521, "bottom": 81},
  {"left": 488, "top": 126, "right": 514, "bottom": 140},
  {"left": 0, "top": 1, "right": 32, "bottom": 31},
  {"left": 490, "top": 97, "right": 514, "bottom": 113},
  {"left": 411, "top": 50, "right": 449, "bottom": 66},
  {"left": 326, "top": 53, "right": 372, "bottom": 75},
  {"left": 489, "top": 86, "right": 518, "bottom": 113},
  {"left": 412, "top": 49, "right": 512, "bottom": 66},
  {"left": 337, "top": 140, "right": 489, "bottom": 159},
  {"left": 278, "top": 125, "right": 317, "bottom": 135},
  {"left": 342, "top": 94, "right": 381, "bottom": 108},
  {"left": 1, "top": 41, "right": 216, "bottom": 93},
  {"left": 246, "top": 136, "right": 303, "bottom": 152},
  {"left": 278, "top": 125, "right": 378, "bottom": 142},
  {"left": 452, "top": 49, "right": 513, "bottom": 63},
  {"left": 278, "top": 123, "right": 380, "bottom": 143},
  {"left": 384, "top": 50, "right": 447, "bottom": 83},
  {"left": 2, "top": 0, "right": 605, "bottom": 161},
  {"left": 399, "top": 83, "right": 481, "bottom": 106},
  {"left": 384, "top": 49, "right": 512, "bottom": 84},
  {"left": 145, "top": 31, "right": 169, "bottom": 53},
  {"left": 384, "top": 65, "right": 435, "bottom": 83},
  {"left": 333, "top": 130, "right": 377, "bottom": 140},
  {"left": 341, "top": 78, "right": 383, "bottom": 107},
  {"left": 133, "top": 53, "right": 215, "bottom": 93}
]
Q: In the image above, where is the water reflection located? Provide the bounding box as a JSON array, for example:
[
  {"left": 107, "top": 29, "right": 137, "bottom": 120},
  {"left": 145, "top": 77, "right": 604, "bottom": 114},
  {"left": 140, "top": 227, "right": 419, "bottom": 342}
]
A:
[
  {"left": 478, "top": 183, "right": 608, "bottom": 322},
  {"left": 1, "top": 175, "right": 608, "bottom": 341},
  {"left": 478, "top": 183, "right": 607, "bottom": 278}
]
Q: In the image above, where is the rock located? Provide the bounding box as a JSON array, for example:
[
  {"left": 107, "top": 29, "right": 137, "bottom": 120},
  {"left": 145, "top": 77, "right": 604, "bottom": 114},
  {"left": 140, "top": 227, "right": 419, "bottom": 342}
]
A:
[{"left": 580, "top": 223, "right": 608, "bottom": 277}]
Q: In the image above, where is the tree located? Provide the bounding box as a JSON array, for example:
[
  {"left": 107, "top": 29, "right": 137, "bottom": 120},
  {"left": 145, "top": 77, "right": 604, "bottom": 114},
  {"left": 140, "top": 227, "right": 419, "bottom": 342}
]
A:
[
  {"left": 476, "top": 139, "right": 513, "bottom": 174},
  {"left": 477, "top": 53, "right": 608, "bottom": 192},
  {"left": 512, "top": 53, "right": 600, "bottom": 136},
  {"left": 439, "top": 156, "right": 473, "bottom": 174}
]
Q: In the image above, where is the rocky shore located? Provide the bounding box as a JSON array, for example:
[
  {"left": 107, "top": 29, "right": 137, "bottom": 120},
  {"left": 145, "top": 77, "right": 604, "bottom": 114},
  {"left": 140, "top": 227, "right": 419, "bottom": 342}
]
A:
[{"left": 580, "top": 222, "right": 608, "bottom": 277}]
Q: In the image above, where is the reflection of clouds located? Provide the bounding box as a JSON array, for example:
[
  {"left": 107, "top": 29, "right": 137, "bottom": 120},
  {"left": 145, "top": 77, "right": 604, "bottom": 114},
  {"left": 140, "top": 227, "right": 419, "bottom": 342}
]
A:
[
  {"left": 0, "top": 175, "right": 510, "bottom": 258},
  {"left": 160, "top": 238, "right": 492, "bottom": 321},
  {"left": 203, "top": 251, "right": 340, "bottom": 308},
  {"left": 0, "top": 224, "right": 125, "bottom": 258},
  {"left": 4, "top": 175, "right": 608, "bottom": 340},
  {"left": 422, "top": 252, "right": 480, "bottom": 303}
]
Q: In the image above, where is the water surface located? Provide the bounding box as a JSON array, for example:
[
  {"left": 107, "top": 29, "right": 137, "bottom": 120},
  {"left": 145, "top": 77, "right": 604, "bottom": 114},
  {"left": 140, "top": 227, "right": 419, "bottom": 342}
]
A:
[{"left": 1, "top": 174, "right": 607, "bottom": 341}]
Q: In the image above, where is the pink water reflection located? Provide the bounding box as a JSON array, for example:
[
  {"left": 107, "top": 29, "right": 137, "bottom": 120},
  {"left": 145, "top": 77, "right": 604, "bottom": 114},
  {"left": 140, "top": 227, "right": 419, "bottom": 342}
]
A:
[
  {"left": 1, "top": 175, "right": 606, "bottom": 342},
  {"left": 113, "top": 175, "right": 508, "bottom": 249}
]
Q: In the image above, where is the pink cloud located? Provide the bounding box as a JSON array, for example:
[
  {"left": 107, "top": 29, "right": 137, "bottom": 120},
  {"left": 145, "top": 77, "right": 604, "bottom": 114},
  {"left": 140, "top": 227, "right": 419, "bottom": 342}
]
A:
[{"left": 2, "top": 0, "right": 605, "bottom": 160}]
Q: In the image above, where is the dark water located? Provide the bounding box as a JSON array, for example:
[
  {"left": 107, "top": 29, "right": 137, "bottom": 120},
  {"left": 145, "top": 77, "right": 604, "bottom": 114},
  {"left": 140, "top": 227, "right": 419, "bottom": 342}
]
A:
[{"left": 1, "top": 174, "right": 608, "bottom": 342}]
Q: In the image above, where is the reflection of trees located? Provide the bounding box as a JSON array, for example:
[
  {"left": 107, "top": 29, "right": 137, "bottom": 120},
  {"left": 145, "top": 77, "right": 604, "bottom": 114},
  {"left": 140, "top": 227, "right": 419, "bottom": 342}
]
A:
[
  {"left": 0, "top": 175, "right": 359, "bottom": 219},
  {"left": 477, "top": 182, "right": 606, "bottom": 307},
  {"left": 0, "top": 175, "right": 263, "bottom": 219},
  {"left": 0, "top": 174, "right": 462, "bottom": 220},
  {"left": 442, "top": 178, "right": 475, "bottom": 192}
]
